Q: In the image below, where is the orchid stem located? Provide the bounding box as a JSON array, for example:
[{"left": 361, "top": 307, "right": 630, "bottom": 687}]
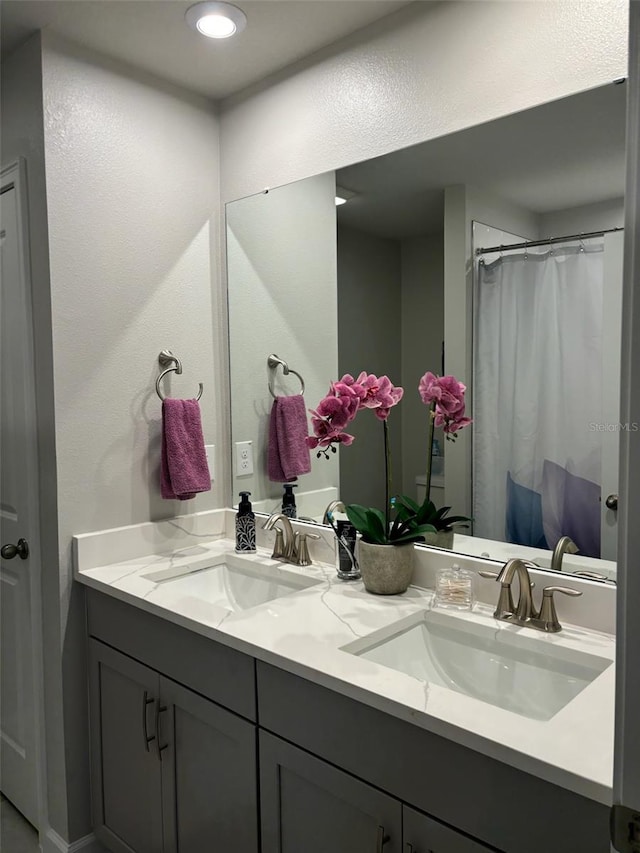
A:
[
  {"left": 383, "top": 419, "right": 391, "bottom": 539},
  {"left": 426, "top": 402, "right": 435, "bottom": 505}
]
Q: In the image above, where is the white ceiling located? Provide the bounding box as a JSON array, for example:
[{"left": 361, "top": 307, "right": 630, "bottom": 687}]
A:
[
  {"left": 336, "top": 82, "right": 627, "bottom": 239},
  {"left": 0, "top": 0, "right": 414, "bottom": 101}
]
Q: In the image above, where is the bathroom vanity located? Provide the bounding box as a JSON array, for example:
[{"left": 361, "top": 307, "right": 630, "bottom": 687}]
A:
[{"left": 75, "top": 510, "right": 615, "bottom": 853}]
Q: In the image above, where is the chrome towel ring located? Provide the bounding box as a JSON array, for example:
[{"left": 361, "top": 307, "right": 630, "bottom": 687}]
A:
[
  {"left": 267, "top": 354, "right": 305, "bottom": 398},
  {"left": 156, "top": 350, "right": 203, "bottom": 401}
]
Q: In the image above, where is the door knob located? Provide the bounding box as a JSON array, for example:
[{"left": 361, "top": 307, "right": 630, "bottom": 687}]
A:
[
  {"left": 605, "top": 494, "right": 618, "bottom": 510},
  {"left": 1, "top": 538, "right": 29, "bottom": 560}
]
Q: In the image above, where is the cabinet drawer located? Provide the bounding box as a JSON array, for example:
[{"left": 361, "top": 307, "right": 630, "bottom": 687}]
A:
[
  {"left": 87, "top": 589, "right": 256, "bottom": 720},
  {"left": 404, "top": 806, "right": 500, "bottom": 853}
]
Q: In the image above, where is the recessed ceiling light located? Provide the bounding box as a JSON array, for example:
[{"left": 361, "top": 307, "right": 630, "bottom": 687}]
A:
[
  {"left": 335, "top": 186, "right": 356, "bottom": 206},
  {"left": 185, "top": 2, "right": 247, "bottom": 39}
]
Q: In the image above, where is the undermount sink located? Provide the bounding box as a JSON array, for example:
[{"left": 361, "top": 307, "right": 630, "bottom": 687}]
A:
[
  {"left": 141, "top": 553, "right": 320, "bottom": 612},
  {"left": 343, "top": 609, "right": 611, "bottom": 721}
]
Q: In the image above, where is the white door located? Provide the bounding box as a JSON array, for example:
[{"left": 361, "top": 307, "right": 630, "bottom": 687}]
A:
[
  {"left": 600, "top": 230, "right": 624, "bottom": 561},
  {"left": 0, "top": 161, "right": 41, "bottom": 827}
]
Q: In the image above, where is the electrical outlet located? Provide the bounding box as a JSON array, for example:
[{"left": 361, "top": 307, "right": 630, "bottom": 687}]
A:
[
  {"left": 204, "top": 444, "right": 215, "bottom": 481},
  {"left": 235, "top": 440, "right": 254, "bottom": 476}
]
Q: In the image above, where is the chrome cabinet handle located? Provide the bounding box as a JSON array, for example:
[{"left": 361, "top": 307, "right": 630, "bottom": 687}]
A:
[
  {"left": 376, "top": 826, "right": 390, "bottom": 852},
  {"left": 142, "top": 691, "right": 155, "bottom": 751},
  {"left": 155, "top": 700, "right": 168, "bottom": 761}
]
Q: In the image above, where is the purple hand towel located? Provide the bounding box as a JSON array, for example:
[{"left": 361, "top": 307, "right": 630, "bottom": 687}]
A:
[
  {"left": 268, "top": 395, "right": 312, "bottom": 482},
  {"left": 161, "top": 399, "right": 211, "bottom": 500}
]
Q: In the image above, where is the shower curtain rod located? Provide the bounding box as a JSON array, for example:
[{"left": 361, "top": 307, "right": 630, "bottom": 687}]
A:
[{"left": 475, "top": 226, "right": 624, "bottom": 257}]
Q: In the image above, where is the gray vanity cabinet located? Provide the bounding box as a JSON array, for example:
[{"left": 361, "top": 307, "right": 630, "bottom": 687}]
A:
[
  {"left": 259, "top": 731, "right": 402, "bottom": 853},
  {"left": 89, "top": 639, "right": 259, "bottom": 853},
  {"left": 403, "top": 807, "right": 496, "bottom": 853}
]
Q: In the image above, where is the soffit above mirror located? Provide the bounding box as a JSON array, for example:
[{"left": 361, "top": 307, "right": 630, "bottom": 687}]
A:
[{"left": 336, "top": 83, "right": 626, "bottom": 240}]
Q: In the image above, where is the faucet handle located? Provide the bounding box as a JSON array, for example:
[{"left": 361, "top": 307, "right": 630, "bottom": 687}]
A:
[
  {"left": 293, "top": 531, "right": 321, "bottom": 567},
  {"left": 478, "top": 570, "right": 499, "bottom": 579},
  {"left": 572, "top": 570, "right": 608, "bottom": 581},
  {"left": 538, "top": 585, "right": 583, "bottom": 632},
  {"left": 542, "top": 585, "right": 583, "bottom": 596}
]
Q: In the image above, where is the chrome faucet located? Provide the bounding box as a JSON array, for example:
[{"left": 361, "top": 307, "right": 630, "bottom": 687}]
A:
[
  {"left": 262, "top": 513, "right": 296, "bottom": 562},
  {"left": 322, "top": 500, "right": 345, "bottom": 525},
  {"left": 495, "top": 559, "right": 536, "bottom": 622},
  {"left": 550, "top": 536, "right": 579, "bottom": 571},
  {"left": 482, "top": 558, "right": 582, "bottom": 633}
]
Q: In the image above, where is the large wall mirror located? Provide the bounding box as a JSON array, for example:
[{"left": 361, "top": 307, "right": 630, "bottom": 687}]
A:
[{"left": 226, "top": 82, "right": 626, "bottom": 582}]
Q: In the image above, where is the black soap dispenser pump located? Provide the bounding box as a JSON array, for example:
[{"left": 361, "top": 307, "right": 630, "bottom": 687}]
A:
[
  {"left": 235, "top": 491, "right": 257, "bottom": 553},
  {"left": 281, "top": 483, "right": 298, "bottom": 519}
]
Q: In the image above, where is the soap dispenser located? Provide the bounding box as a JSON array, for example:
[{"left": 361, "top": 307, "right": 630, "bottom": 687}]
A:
[
  {"left": 235, "top": 491, "right": 257, "bottom": 553},
  {"left": 281, "top": 483, "right": 298, "bottom": 519}
]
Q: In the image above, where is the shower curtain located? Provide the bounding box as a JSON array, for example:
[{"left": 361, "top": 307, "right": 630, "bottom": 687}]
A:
[{"left": 473, "top": 241, "right": 604, "bottom": 558}]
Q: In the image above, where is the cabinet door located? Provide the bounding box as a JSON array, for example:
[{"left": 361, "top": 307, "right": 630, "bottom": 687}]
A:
[
  {"left": 88, "top": 640, "right": 164, "bottom": 853},
  {"left": 160, "top": 675, "right": 258, "bottom": 853},
  {"left": 260, "top": 731, "right": 402, "bottom": 853},
  {"left": 403, "top": 806, "right": 498, "bottom": 853}
]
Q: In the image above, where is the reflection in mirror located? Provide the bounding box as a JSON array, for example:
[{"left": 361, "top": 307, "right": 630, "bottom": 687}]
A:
[{"left": 226, "top": 83, "right": 626, "bottom": 581}]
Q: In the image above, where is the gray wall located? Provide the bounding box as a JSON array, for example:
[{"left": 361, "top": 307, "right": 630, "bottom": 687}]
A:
[
  {"left": 400, "top": 234, "right": 445, "bottom": 500},
  {"left": 539, "top": 197, "right": 625, "bottom": 236},
  {"left": 337, "top": 225, "right": 402, "bottom": 506}
]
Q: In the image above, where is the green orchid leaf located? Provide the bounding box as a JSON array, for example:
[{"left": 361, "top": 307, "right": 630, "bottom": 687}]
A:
[
  {"left": 395, "top": 495, "right": 420, "bottom": 514},
  {"left": 392, "top": 532, "right": 428, "bottom": 545},
  {"left": 345, "top": 504, "right": 371, "bottom": 533},
  {"left": 364, "top": 509, "right": 387, "bottom": 544},
  {"left": 434, "top": 505, "right": 452, "bottom": 521},
  {"left": 412, "top": 523, "right": 438, "bottom": 536},
  {"left": 346, "top": 504, "right": 389, "bottom": 544}
]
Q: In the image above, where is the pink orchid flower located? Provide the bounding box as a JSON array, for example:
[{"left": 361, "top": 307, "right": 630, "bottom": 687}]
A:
[
  {"left": 307, "top": 370, "right": 403, "bottom": 457},
  {"left": 353, "top": 372, "right": 404, "bottom": 420},
  {"left": 419, "top": 371, "right": 472, "bottom": 440},
  {"left": 312, "top": 394, "right": 358, "bottom": 431}
]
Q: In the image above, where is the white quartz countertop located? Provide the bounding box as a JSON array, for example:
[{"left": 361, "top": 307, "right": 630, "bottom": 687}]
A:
[{"left": 74, "top": 530, "right": 615, "bottom": 806}]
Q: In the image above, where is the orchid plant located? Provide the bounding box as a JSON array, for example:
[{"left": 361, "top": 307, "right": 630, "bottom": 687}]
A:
[
  {"left": 415, "top": 371, "right": 473, "bottom": 532},
  {"left": 307, "top": 369, "right": 473, "bottom": 544},
  {"left": 307, "top": 372, "right": 436, "bottom": 546}
]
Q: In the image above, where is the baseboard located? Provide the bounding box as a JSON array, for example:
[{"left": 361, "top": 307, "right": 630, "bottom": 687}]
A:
[{"left": 42, "top": 827, "right": 106, "bottom": 853}]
